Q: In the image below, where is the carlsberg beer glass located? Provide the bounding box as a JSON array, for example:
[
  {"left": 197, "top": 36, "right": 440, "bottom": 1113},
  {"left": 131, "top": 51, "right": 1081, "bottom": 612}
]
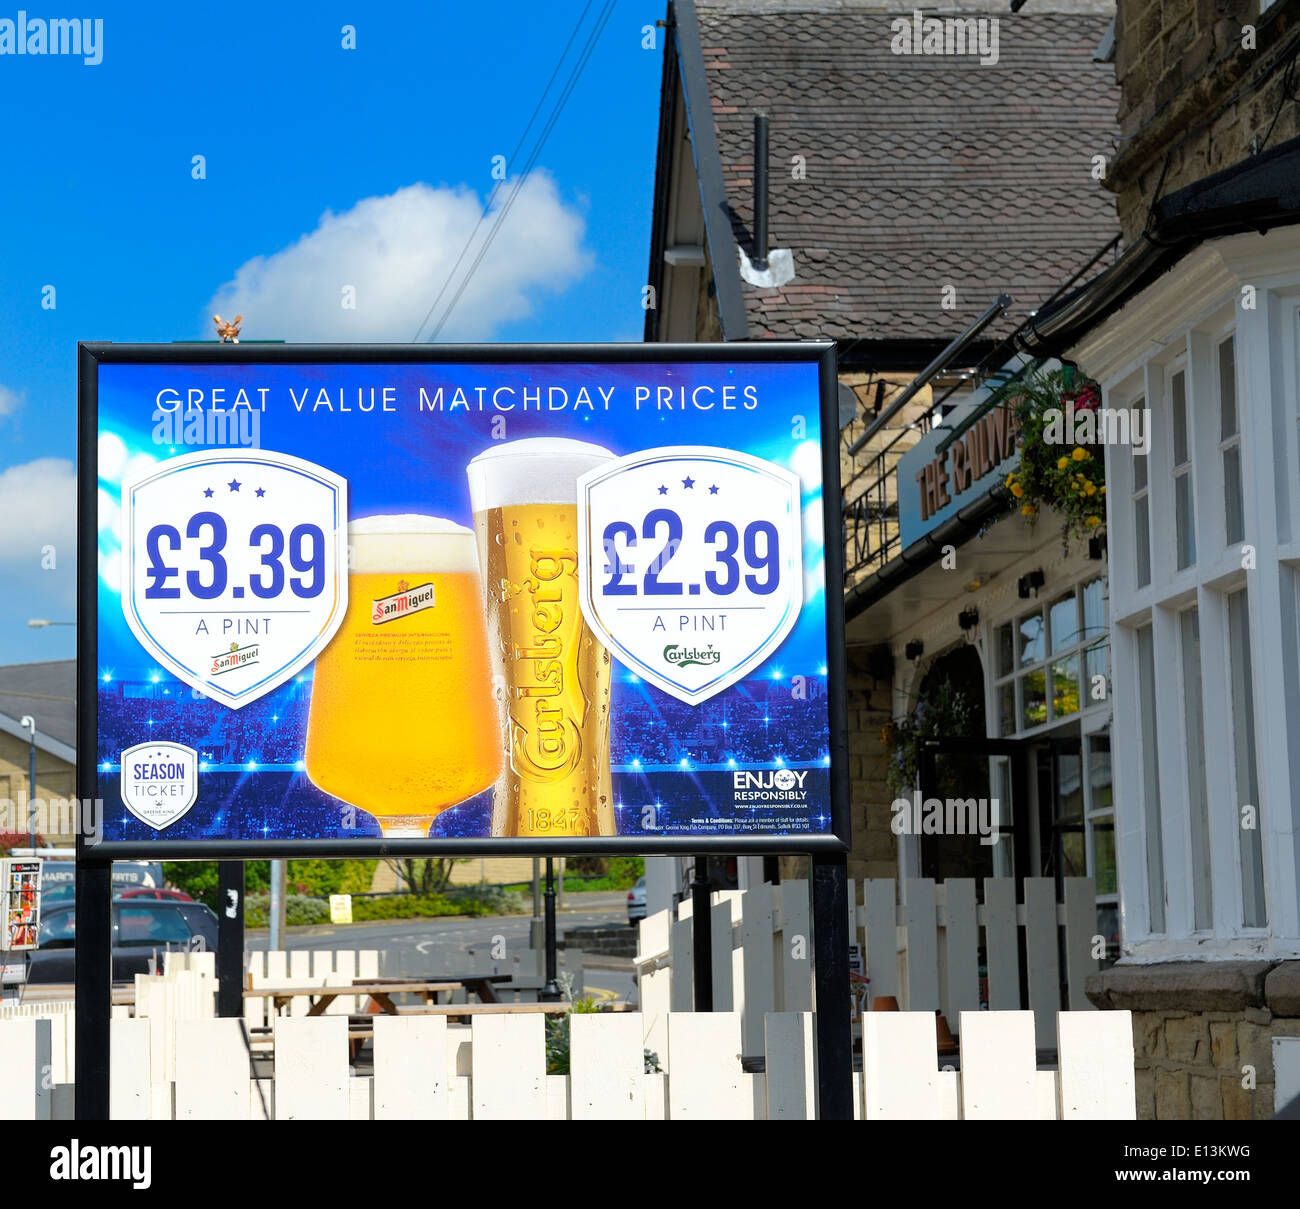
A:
[
  {"left": 467, "top": 439, "right": 615, "bottom": 837},
  {"left": 305, "top": 515, "right": 501, "bottom": 837}
]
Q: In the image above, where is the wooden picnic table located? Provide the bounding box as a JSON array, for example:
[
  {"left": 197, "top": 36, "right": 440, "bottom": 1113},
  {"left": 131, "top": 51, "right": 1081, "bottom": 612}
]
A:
[
  {"left": 18, "top": 984, "right": 135, "bottom": 1006},
  {"left": 245, "top": 973, "right": 517, "bottom": 1016},
  {"left": 243, "top": 979, "right": 460, "bottom": 1017}
]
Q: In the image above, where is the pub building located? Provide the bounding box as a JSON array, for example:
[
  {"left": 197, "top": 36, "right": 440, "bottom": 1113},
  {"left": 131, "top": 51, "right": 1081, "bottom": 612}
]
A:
[
  {"left": 642, "top": 0, "right": 1122, "bottom": 926},
  {"left": 646, "top": 0, "right": 1300, "bottom": 1117}
]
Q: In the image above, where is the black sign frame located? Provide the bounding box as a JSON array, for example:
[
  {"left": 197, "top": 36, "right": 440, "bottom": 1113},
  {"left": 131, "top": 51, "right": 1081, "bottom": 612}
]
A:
[{"left": 77, "top": 341, "right": 851, "bottom": 860}]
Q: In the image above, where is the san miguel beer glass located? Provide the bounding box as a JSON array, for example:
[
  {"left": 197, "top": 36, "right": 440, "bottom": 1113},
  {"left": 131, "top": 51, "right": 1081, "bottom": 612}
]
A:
[
  {"left": 467, "top": 439, "right": 616, "bottom": 837},
  {"left": 305, "top": 514, "right": 501, "bottom": 837}
]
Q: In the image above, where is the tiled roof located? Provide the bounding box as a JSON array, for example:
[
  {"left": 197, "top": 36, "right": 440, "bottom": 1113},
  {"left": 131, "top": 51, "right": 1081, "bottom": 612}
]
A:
[
  {"left": 693, "top": 3, "right": 1122, "bottom": 343},
  {"left": 0, "top": 661, "right": 75, "bottom": 749}
]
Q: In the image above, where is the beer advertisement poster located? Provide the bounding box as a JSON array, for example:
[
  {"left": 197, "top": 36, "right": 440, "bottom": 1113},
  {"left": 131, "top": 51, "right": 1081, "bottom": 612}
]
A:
[{"left": 80, "top": 345, "right": 848, "bottom": 855}]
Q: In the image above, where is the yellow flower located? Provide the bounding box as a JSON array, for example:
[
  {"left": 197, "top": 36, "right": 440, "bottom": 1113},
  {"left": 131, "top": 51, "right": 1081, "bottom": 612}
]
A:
[
  {"left": 1085, "top": 483, "right": 1097, "bottom": 496},
  {"left": 1072, "top": 447, "right": 1090, "bottom": 462},
  {"left": 1085, "top": 515, "right": 1101, "bottom": 529},
  {"left": 1100, "top": 486, "right": 1107, "bottom": 494},
  {"left": 1056, "top": 456, "right": 1069, "bottom": 470},
  {"left": 1021, "top": 504, "right": 1036, "bottom": 517},
  {"left": 1005, "top": 473, "right": 1016, "bottom": 487},
  {"left": 1010, "top": 484, "right": 1024, "bottom": 498}
]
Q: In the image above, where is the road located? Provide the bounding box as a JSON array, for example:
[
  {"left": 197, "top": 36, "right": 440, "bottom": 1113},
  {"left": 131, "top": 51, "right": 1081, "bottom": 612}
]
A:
[{"left": 246, "top": 890, "right": 638, "bottom": 1003}]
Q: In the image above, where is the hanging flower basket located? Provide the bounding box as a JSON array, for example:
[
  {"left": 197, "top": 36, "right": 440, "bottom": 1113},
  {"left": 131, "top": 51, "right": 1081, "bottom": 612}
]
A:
[
  {"left": 995, "top": 364, "right": 1106, "bottom": 549},
  {"left": 881, "top": 680, "right": 976, "bottom": 799}
]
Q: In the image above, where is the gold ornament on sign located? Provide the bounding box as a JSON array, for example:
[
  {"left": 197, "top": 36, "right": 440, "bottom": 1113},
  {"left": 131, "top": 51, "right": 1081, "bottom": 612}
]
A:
[{"left": 213, "top": 314, "right": 243, "bottom": 343}]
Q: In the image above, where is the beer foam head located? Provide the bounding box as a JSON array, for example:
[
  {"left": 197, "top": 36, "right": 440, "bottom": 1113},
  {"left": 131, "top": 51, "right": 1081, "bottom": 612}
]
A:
[
  {"left": 348, "top": 514, "right": 478, "bottom": 574},
  {"left": 467, "top": 438, "right": 614, "bottom": 510}
]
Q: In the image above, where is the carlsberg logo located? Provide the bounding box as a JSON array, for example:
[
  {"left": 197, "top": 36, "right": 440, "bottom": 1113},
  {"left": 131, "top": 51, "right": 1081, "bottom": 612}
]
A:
[{"left": 663, "top": 644, "right": 721, "bottom": 668}]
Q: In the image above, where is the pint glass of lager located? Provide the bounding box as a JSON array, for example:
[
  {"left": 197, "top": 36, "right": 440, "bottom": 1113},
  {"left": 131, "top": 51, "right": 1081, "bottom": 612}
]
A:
[
  {"left": 467, "top": 439, "right": 616, "bottom": 837},
  {"left": 305, "top": 515, "right": 501, "bottom": 837}
]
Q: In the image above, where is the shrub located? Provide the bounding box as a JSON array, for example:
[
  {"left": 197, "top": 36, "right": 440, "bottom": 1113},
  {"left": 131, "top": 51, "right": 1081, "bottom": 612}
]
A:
[{"left": 243, "top": 892, "right": 330, "bottom": 928}]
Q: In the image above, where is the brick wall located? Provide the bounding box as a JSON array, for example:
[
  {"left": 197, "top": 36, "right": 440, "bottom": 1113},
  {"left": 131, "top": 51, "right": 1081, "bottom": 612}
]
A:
[{"left": 1111, "top": 0, "right": 1300, "bottom": 241}]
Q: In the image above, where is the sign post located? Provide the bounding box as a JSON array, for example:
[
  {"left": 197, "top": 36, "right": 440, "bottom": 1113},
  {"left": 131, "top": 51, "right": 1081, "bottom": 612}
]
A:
[
  {"left": 78, "top": 342, "right": 850, "bottom": 1117},
  {"left": 216, "top": 862, "right": 244, "bottom": 1016}
]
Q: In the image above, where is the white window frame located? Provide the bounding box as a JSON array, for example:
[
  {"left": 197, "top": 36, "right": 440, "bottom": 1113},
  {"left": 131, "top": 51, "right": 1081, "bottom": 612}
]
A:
[{"left": 1082, "top": 241, "right": 1300, "bottom": 959}]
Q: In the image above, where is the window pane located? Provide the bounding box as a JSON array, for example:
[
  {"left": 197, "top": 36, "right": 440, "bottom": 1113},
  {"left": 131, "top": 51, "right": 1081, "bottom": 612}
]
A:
[
  {"left": 1088, "top": 736, "right": 1113, "bottom": 812},
  {"left": 1218, "top": 335, "right": 1237, "bottom": 439},
  {"left": 1133, "top": 446, "right": 1148, "bottom": 492},
  {"left": 1018, "top": 610, "right": 1045, "bottom": 665},
  {"left": 1022, "top": 669, "right": 1047, "bottom": 728},
  {"left": 1172, "top": 370, "right": 1189, "bottom": 465},
  {"left": 118, "top": 906, "right": 191, "bottom": 947},
  {"left": 1135, "top": 496, "right": 1152, "bottom": 587},
  {"left": 1093, "top": 819, "right": 1117, "bottom": 896},
  {"left": 1228, "top": 590, "right": 1266, "bottom": 927},
  {"left": 1180, "top": 608, "right": 1213, "bottom": 930},
  {"left": 1082, "top": 577, "right": 1106, "bottom": 642},
  {"left": 1050, "top": 592, "right": 1079, "bottom": 653},
  {"left": 1176, "top": 474, "right": 1196, "bottom": 569},
  {"left": 1085, "top": 641, "right": 1109, "bottom": 702},
  {"left": 996, "top": 622, "right": 1014, "bottom": 678},
  {"left": 1057, "top": 751, "right": 1084, "bottom": 822},
  {"left": 1224, "top": 445, "right": 1244, "bottom": 546},
  {"left": 1060, "top": 830, "right": 1087, "bottom": 879},
  {"left": 998, "top": 682, "right": 1017, "bottom": 738},
  {"left": 1052, "top": 655, "right": 1080, "bottom": 717},
  {"left": 1136, "top": 626, "right": 1166, "bottom": 932}
]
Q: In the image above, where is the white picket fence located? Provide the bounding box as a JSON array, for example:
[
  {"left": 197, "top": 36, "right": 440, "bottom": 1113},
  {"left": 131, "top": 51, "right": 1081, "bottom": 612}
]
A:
[
  {"left": 0, "top": 1006, "right": 1136, "bottom": 1120},
  {"left": 637, "top": 877, "right": 1099, "bottom": 1058}
]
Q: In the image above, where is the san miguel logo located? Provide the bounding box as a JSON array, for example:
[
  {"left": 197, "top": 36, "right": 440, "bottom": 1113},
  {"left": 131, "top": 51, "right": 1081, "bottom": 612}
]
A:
[
  {"left": 663, "top": 643, "right": 722, "bottom": 668},
  {"left": 371, "top": 578, "right": 435, "bottom": 625},
  {"left": 211, "top": 642, "right": 259, "bottom": 676}
]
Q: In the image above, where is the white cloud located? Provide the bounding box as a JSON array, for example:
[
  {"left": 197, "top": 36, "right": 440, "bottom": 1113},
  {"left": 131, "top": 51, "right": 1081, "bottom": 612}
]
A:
[
  {"left": 203, "top": 174, "right": 593, "bottom": 342},
  {"left": 0, "top": 385, "right": 23, "bottom": 417},
  {"left": 0, "top": 458, "right": 76, "bottom": 579}
]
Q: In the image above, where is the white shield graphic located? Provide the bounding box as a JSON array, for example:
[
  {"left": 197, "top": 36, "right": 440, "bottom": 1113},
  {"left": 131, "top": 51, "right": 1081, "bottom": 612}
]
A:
[
  {"left": 577, "top": 446, "right": 803, "bottom": 705},
  {"left": 120, "top": 449, "right": 348, "bottom": 709},
  {"left": 120, "top": 741, "right": 199, "bottom": 830}
]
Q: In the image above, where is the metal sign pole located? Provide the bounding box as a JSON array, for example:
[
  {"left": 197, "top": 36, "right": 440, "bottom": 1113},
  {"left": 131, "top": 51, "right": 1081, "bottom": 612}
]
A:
[
  {"left": 540, "top": 858, "right": 561, "bottom": 1000},
  {"left": 216, "top": 862, "right": 244, "bottom": 1016},
  {"left": 73, "top": 856, "right": 112, "bottom": 1120},
  {"left": 813, "top": 850, "right": 852, "bottom": 1119},
  {"left": 691, "top": 855, "right": 713, "bottom": 1011}
]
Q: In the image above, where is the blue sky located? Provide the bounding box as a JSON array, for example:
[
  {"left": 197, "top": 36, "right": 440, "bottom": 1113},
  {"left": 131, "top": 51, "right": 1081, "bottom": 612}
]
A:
[{"left": 0, "top": 0, "right": 664, "bottom": 667}]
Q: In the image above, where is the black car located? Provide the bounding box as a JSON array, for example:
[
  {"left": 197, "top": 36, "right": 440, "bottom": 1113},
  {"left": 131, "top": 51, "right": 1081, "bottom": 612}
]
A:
[{"left": 26, "top": 900, "right": 219, "bottom": 984}]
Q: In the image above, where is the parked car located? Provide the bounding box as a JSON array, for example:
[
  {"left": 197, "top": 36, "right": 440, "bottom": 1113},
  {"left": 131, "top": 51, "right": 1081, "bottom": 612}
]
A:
[
  {"left": 627, "top": 875, "right": 647, "bottom": 924},
  {"left": 116, "top": 887, "right": 194, "bottom": 902},
  {"left": 25, "top": 900, "right": 219, "bottom": 984}
]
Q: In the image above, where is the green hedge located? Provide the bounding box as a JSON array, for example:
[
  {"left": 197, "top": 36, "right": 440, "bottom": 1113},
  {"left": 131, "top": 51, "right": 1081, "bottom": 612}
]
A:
[
  {"left": 242, "top": 888, "right": 531, "bottom": 928},
  {"left": 243, "top": 892, "right": 330, "bottom": 928}
]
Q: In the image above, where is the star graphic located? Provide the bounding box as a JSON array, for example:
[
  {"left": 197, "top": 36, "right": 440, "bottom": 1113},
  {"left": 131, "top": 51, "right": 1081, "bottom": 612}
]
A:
[
  {"left": 682, "top": 476, "right": 695, "bottom": 489},
  {"left": 658, "top": 484, "right": 669, "bottom": 495},
  {"left": 203, "top": 488, "right": 214, "bottom": 498},
  {"left": 228, "top": 479, "right": 241, "bottom": 492},
  {"left": 255, "top": 487, "right": 265, "bottom": 497},
  {"left": 709, "top": 484, "right": 719, "bottom": 494}
]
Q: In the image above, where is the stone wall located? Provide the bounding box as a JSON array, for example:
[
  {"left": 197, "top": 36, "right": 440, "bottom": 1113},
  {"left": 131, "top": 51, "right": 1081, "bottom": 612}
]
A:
[
  {"left": 780, "top": 655, "right": 897, "bottom": 883},
  {"left": 1089, "top": 959, "right": 1300, "bottom": 1119},
  {"left": 0, "top": 732, "right": 75, "bottom": 843},
  {"left": 1110, "top": 0, "right": 1300, "bottom": 242},
  {"left": 844, "top": 654, "right": 897, "bottom": 883}
]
